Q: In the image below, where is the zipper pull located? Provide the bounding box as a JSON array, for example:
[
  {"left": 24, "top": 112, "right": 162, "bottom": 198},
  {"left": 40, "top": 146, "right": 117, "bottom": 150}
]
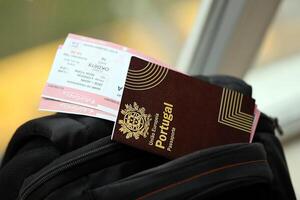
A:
[{"left": 273, "top": 118, "right": 283, "bottom": 136}]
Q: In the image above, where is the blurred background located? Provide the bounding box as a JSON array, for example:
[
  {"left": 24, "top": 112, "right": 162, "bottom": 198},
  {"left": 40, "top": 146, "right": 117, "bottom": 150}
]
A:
[{"left": 0, "top": 0, "right": 299, "bottom": 195}]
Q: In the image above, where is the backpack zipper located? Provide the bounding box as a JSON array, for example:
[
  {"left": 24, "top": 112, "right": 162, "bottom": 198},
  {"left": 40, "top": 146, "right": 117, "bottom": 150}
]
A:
[
  {"left": 18, "top": 142, "right": 120, "bottom": 200},
  {"left": 272, "top": 117, "right": 283, "bottom": 135}
]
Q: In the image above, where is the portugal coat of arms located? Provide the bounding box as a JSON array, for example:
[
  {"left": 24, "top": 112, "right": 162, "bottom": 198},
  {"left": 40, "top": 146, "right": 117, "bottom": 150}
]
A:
[{"left": 118, "top": 102, "right": 152, "bottom": 140}]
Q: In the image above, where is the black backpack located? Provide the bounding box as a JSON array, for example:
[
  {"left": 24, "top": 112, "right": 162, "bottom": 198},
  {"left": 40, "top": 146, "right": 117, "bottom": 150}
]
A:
[{"left": 0, "top": 76, "right": 296, "bottom": 200}]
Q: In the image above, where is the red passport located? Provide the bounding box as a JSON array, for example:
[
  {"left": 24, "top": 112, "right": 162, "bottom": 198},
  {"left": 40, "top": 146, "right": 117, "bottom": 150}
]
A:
[{"left": 112, "top": 56, "right": 259, "bottom": 159}]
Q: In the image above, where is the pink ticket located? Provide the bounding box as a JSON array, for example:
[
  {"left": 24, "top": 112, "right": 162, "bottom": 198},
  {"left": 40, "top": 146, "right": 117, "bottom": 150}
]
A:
[
  {"left": 39, "top": 98, "right": 115, "bottom": 121},
  {"left": 250, "top": 106, "right": 261, "bottom": 142}
]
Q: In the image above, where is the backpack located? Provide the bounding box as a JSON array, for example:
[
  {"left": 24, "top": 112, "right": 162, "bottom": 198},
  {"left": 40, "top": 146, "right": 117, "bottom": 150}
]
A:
[{"left": 0, "top": 75, "right": 296, "bottom": 200}]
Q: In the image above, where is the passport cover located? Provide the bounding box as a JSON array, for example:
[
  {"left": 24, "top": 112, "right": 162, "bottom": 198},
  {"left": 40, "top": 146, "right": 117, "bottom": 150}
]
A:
[{"left": 112, "top": 56, "right": 256, "bottom": 159}]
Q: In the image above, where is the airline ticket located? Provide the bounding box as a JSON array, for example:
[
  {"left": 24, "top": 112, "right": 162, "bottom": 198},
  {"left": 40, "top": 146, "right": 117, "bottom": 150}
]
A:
[{"left": 42, "top": 34, "right": 168, "bottom": 117}]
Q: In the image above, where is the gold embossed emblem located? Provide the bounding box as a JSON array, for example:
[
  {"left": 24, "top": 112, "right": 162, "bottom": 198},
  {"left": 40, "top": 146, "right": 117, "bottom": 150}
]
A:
[{"left": 118, "top": 102, "right": 152, "bottom": 140}]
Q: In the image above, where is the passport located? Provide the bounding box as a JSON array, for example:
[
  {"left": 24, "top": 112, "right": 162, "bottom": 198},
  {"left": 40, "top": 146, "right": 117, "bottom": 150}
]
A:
[{"left": 112, "top": 56, "right": 260, "bottom": 159}]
